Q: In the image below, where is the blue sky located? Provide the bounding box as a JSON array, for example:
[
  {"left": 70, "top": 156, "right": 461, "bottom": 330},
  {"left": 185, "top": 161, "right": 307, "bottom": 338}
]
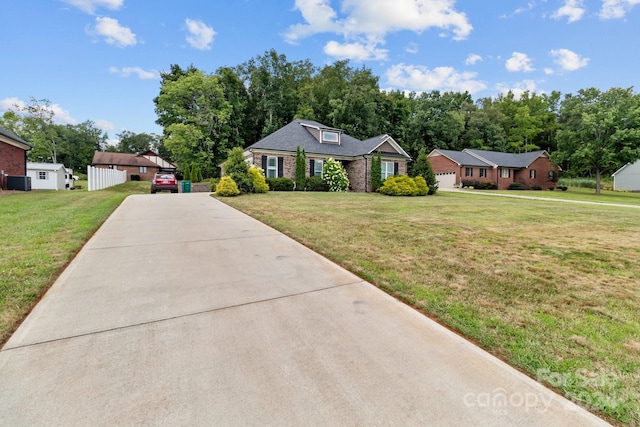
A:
[{"left": 1, "top": 0, "right": 638, "bottom": 143}]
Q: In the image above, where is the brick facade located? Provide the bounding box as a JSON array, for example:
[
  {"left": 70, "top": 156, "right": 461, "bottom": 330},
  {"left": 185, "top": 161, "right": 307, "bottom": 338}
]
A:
[
  {"left": 93, "top": 165, "right": 159, "bottom": 181},
  {"left": 0, "top": 141, "right": 27, "bottom": 176}
]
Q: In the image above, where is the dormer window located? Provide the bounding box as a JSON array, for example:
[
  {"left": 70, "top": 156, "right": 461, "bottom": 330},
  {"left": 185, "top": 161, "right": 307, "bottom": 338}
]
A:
[{"left": 322, "top": 130, "right": 340, "bottom": 144}]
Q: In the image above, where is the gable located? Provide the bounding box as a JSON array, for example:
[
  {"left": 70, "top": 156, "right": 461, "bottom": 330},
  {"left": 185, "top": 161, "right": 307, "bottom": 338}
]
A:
[{"left": 0, "top": 126, "right": 31, "bottom": 151}]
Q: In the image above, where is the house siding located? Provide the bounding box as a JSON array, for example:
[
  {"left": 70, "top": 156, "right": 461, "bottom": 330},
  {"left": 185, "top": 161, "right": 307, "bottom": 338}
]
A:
[
  {"left": 514, "top": 156, "right": 558, "bottom": 189},
  {"left": 346, "top": 158, "right": 368, "bottom": 192},
  {"left": 428, "top": 154, "right": 461, "bottom": 186},
  {"left": 0, "top": 142, "right": 27, "bottom": 177},
  {"left": 613, "top": 160, "right": 640, "bottom": 191}
]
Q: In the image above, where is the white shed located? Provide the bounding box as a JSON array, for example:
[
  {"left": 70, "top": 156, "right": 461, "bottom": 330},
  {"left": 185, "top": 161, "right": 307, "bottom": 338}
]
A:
[
  {"left": 612, "top": 160, "right": 640, "bottom": 191},
  {"left": 27, "top": 162, "right": 67, "bottom": 190}
]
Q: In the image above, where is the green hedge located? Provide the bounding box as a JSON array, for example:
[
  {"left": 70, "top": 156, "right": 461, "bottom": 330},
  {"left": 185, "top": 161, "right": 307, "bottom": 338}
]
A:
[{"left": 266, "top": 177, "right": 294, "bottom": 191}]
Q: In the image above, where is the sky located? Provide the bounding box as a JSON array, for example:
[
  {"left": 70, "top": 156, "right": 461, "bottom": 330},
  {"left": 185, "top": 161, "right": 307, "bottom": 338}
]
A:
[{"left": 1, "top": 0, "right": 639, "bottom": 144}]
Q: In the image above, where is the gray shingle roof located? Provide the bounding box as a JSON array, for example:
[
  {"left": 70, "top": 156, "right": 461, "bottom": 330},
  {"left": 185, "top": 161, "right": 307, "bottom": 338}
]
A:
[
  {"left": 0, "top": 125, "right": 31, "bottom": 149},
  {"left": 465, "top": 149, "right": 547, "bottom": 168},
  {"left": 245, "top": 119, "right": 409, "bottom": 159},
  {"left": 435, "top": 149, "right": 492, "bottom": 167}
]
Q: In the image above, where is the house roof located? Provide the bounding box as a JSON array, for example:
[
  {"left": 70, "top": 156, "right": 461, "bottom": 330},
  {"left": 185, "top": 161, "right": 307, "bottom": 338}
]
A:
[
  {"left": 27, "top": 162, "right": 66, "bottom": 171},
  {"left": 430, "top": 149, "right": 492, "bottom": 167},
  {"left": 612, "top": 159, "right": 640, "bottom": 176},
  {"left": 0, "top": 125, "right": 31, "bottom": 150},
  {"left": 465, "top": 149, "right": 548, "bottom": 168},
  {"left": 245, "top": 119, "right": 410, "bottom": 159},
  {"left": 92, "top": 151, "right": 160, "bottom": 167}
]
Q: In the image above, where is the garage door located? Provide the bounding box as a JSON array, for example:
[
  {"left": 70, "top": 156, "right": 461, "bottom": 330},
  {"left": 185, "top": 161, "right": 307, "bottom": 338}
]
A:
[{"left": 436, "top": 172, "right": 456, "bottom": 189}]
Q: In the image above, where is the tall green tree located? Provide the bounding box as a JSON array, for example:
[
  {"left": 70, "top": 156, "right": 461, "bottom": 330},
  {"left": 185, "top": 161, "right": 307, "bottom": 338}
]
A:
[
  {"left": 57, "top": 121, "right": 107, "bottom": 173},
  {"left": 410, "top": 148, "right": 438, "bottom": 195},
  {"left": 554, "top": 87, "right": 640, "bottom": 194},
  {"left": 294, "top": 145, "right": 306, "bottom": 190},
  {"left": 371, "top": 151, "right": 382, "bottom": 192},
  {"left": 116, "top": 131, "right": 159, "bottom": 154}
]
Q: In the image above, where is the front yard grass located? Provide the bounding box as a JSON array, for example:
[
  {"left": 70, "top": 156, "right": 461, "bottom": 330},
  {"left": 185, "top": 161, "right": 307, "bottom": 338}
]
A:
[
  {"left": 0, "top": 181, "right": 149, "bottom": 345},
  {"left": 219, "top": 191, "right": 640, "bottom": 426}
]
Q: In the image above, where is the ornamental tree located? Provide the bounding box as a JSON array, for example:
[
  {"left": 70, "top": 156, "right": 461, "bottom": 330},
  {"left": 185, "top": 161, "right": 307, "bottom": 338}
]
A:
[{"left": 323, "top": 158, "right": 349, "bottom": 191}]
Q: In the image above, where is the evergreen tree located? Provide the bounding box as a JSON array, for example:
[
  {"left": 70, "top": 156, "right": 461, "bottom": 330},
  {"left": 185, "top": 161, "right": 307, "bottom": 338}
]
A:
[
  {"left": 295, "top": 145, "right": 306, "bottom": 190},
  {"left": 223, "top": 147, "right": 252, "bottom": 192},
  {"left": 411, "top": 148, "right": 438, "bottom": 195},
  {"left": 371, "top": 151, "right": 382, "bottom": 191}
]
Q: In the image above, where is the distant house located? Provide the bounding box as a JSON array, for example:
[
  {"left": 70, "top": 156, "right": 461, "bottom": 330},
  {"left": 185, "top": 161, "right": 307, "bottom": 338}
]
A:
[
  {"left": 0, "top": 125, "right": 31, "bottom": 190},
  {"left": 92, "top": 151, "right": 177, "bottom": 181},
  {"left": 612, "top": 160, "right": 640, "bottom": 191},
  {"left": 27, "top": 162, "right": 67, "bottom": 190},
  {"left": 428, "top": 148, "right": 559, "bottom": 190},
  {"left": 242, "top": 119, "right": 411, "bottom": 192}
]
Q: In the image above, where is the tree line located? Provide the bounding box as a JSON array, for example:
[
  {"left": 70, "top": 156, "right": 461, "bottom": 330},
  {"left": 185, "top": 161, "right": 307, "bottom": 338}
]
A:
[{"left": 3, "top": 49, "right": 639, "bottom": 187}]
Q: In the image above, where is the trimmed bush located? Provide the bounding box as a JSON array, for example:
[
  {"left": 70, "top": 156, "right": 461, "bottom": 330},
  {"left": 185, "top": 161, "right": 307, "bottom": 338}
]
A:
[
  {"left": 209, "top": 178, "right": 220, "bottom": 191},
  {"left": 414, "top": 175, "right": 429, "bottom": 196},
  {"left": 306, "top": 176, "right": 329, "bottom": 191},
  {"left": 248, "top": 166, "right": 269, "bottom": 193},
  {"left": 266, "top": 177, "right": 294, "bottom": 191},
  {"left": 130, "top": 174, "right": 140, "bottom": 181},
  {"left": 215, "top": 176, "right": 240, "bottom": 196},
  {"left": 379, "top": 175, "right": 424, "bottom": 196},
  {"left": 508, "top": 183, "right": 524, "bottom": 190}
]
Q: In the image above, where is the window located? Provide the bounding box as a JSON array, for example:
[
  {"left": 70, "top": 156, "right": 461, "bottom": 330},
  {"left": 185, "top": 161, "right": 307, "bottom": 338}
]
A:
[
  {"left": 479, "top": 168, "right": 487, "bottom": 178},
  {"left": 139, "top": 166, "right": 147, "bottom": 174},
  {"left": 266, "top": 156, "right": 277, "bottom": 178},
  {"left": 529, "top": 169, "right": 536, "bottom": 179},
  {"left": 322, "top": 130, "right": 339, "bottom": 143},
  {"left": 314, "top": 160, "right": 323, "bottom": 177},
  {"left": 465, "top": 167, "right": 473, "bottom": 177},
  {"left": 500, "top": 168, "right": 511, "bottom": 178},
  {"left": 109, "top": 165, "right": 117, "bottom": 170},
  {"left": 38, "top": 171, "right": 47, "bottom": 180},
  {"left": 382, "top": 161, "right": 395, "bottom": 181}
]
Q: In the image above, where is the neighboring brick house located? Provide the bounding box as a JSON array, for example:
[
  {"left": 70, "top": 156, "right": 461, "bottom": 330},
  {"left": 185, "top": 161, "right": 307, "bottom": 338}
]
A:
[
  {"left": 241, "top": 119, "right": 411, "bottom": 192},
  {"left": 428, "top": 148, "right": 559, "bottom": 190},
  {"left": 92, "top": 151, "right": 177, "bottom": 181},
  {"left": 0, "top": 125, "right": 31, "bottom": 190}
]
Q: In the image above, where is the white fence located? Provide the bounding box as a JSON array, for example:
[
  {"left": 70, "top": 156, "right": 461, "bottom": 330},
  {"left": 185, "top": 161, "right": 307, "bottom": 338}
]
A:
[{"left": 87, "top": 165, "right": 127, "bottom": 191}]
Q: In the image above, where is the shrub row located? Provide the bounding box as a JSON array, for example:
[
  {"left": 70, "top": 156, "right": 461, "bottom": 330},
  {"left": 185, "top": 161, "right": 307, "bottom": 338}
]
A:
[{"left": 461, "top": 180, "right": 497, "bottom": 190}]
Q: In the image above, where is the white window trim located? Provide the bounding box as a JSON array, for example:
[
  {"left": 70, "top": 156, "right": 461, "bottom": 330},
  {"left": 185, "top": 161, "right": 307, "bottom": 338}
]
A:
[
  {"left": 267, "top": 156, "right": 277, "bottom": 178},
  {"left": 382, "top": 161, "right": 394, "bottom": 181},
  {"left": 500, "top": 168, "right": 510, "bottom": 178},
  {"left": 314, "top": 159, "right": 324, "bottom": 177},
  {"left": 530, "top": 169, "right": 536, "bottom": 179},
  {"left": 322, "top": 130, "right": 339, "bottom": 143},
  {"left": 38, "top": 171, "right": 47, "bottom": 180}
]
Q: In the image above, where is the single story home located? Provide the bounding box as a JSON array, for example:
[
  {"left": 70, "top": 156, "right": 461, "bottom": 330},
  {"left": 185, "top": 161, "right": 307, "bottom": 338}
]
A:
[
  {"left": 241, "top": 119, "right": 411, "bottom": 192},
  {"left": 0, "top": 125, "right": 31, "bottom": 190},
  {"left": 612, "top": 160, "right": 640, "bottom": 191},
  {"left": 27, "top": 162, "right": 68, "bottom": 190},
  {"left": 92, "top": 150, "right": 177, "bottom": 181},
  {"left": 428, "top": 148, "right": 559, "bottom": 190}
]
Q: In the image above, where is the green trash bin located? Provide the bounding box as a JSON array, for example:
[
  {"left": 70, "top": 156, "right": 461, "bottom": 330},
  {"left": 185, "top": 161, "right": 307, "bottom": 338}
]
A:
[{"left": 181, "top": 180, "right": 191, "bottom": 193}]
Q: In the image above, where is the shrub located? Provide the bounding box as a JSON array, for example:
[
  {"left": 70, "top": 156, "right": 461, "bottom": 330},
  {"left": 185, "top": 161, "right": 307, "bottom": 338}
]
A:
[
  {"left": 508, "top": 183, "right": 524, "bottom": 190},
  {"left": 306, "top": 176, "right": 329, "bottom": 191},
  {"left": 266, "top": 177, "right": 294, "bottom": 191},
  {"left": 224, "top": 147, "right": 252, "bottom": 193},
  {"left": 323, "top": 158, "right": 349, "bottom": 192},
  {"left": 215, "top": 176, "right": 240, "bottom": 196},
  {"left": 248, "top": 166, "right": 269, "bottom": 193},
  {"left": 130, "top": 174, "right": 140, "bottom": 181},
  {"left": 532, "top": 185, "right": 543, "bottom": 191},
  {"left": 379, "top": 175, "right": 424, "bottom": 196},
  {"left": 209, "top": 178, "right": 220, "bottom": 191},
  {"left": 414, "top": 175, "right": 429, "bottom": 196}
]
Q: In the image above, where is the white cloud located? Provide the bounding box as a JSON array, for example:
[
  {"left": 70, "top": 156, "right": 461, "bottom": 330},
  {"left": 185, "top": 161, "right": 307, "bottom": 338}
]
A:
[
  {"left": 465, "top": 54, "right": 482, "bottom": 65},
  {"left": 95, "top": 119, "right": 117, "bottom": 132},
  {"left": 185, "top": 18, "right": 216, "bottom": 50},
  {"left": 405, "top": 43, "right": 419, "bottom": 54},
  {"left": 505, "top": 52, "right": 534, "bottom": 72},
  {"left": 285, "top": 0, "right": 472, "bottom": 61},
  {"left": 496, "top": 80, "right": 539, "bottom": 98},
  {"left": 61, "top": 0, "right": 123, "bottom": 14},
  {"left": 552, "top": 0, "right": 586, "bottom": 22},
  {"left": 386, "top": 63, "right": 487, "bottom": 94},
  {"left": 91, "top": 17, "right": 137, "bottom": 47},
  {"left": 0, "top": 97, "right": 26, "bottom": 112},
  {"left": 550, "top": 48, "right": 589, "bottom": 71},
  {"left": 600, "top": 0, "right": 640, "bottom": 18},
  {"left": 324, "top": 40, "right": 388, "bottom": 60},
  {"left": 109, "top": 66, "right": 159, "bottom": 80}
]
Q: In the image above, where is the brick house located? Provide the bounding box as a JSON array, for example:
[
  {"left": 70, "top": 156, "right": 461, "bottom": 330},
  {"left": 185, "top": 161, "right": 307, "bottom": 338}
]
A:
[
  {"left": 428, "top": 148, "right": 559, "bottom": 190},
  {"left": 0, "top": 125, "right": 31, "bottom": 190},
  {"left": 241, "top": 119, "right": 411, "bottom": 192},
  {"left": 92, "top": 150, "right": 177, "bottom": 181}
]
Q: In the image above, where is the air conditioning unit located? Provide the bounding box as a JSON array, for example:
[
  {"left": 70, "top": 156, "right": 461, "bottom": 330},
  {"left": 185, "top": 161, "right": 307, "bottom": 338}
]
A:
[{"left": 7, "top": 175, "right": 32, "bottom": 191}]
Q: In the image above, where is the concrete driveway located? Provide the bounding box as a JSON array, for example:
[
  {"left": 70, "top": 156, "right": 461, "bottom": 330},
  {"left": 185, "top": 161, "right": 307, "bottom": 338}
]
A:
[{"left": 0, "top": 193, "right": 610, "bottom": 426}]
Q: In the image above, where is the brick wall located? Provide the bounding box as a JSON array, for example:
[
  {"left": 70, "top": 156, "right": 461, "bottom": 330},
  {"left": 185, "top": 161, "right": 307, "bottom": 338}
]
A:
[
  {"left": 0, "top": 142, "right": 27, "bottom": 176},
  {"left": 514, "top": 156, "right": 558, "bottom": 189}
]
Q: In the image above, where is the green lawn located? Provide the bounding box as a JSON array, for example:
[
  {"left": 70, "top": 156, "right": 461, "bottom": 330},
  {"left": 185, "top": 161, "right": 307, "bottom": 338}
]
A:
[
  {"left": 0, "top": 181, "right": 149, "bottom": 344},
  {"left": 219, "top": 190, "right": 640, "bottom": 426},
  {"left": 466, "top": 186, "right": 640, "bottom": 206}
]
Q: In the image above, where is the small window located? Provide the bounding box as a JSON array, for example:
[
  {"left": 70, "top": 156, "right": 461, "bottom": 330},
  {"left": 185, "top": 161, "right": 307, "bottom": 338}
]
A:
[
  {"left": 109, "top": 165, "right": 117, "bottom": 170},
  {"left": 382, "top": 161, "right": 395, "bottom": 180},
  {"left": 139, "top": 166, "right": 147, "bottom": 174},
  {"left": 529, "top": 169, "right": 536, "bottom": 179},
  {"left": 465, "top": 167, "right": 473, "bottom": 177},
  {"left": 322, "top": 130, "right": 339, "bottom": 143},
  {"left": 500, "top": 168, "right": 511, "bottom": 178},
  {"left": 314, "top": 160, "right": 324, "bottom": 177},
  {"left": 479, "top": 168, "right": 487, "bottom": 178},
  {"left": 38, "top": 171, "right": 47, "bottom": 180},
  {"left": 266, "top": 156, "right": 277, "bottom": 178}
]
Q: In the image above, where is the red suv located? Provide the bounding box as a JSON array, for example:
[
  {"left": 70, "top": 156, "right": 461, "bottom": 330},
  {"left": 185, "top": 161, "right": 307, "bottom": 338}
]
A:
[{"left": 151, "top": 173, "right": 178, "bottom": 193}]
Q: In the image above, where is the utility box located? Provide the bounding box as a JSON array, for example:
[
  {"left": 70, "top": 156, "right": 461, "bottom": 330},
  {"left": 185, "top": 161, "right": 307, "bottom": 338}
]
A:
[
  {"left": 181, "top": 180, "right": 191, "bottom": 193},
  {"left": 7, "top": 176, "right": 32, "bottom": 191}
]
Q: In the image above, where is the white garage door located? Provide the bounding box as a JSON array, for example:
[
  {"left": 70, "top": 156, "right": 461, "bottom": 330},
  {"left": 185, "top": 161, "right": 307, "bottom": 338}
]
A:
[{"left": 436, "top": 172, "right": 457, "bottom": 189}]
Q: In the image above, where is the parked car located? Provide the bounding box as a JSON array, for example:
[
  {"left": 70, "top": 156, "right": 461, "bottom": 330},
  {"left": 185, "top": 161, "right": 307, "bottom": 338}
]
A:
[{"left": 151, "top": 172, "right": 178, "bottom": 193}]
